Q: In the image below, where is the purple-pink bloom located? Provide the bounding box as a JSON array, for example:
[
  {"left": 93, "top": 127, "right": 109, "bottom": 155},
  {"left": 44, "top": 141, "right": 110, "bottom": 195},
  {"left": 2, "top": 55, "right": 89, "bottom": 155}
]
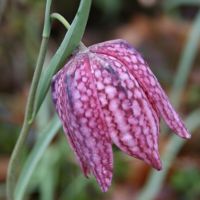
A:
[{"left": 51, "top": 39, "right": 190, "bottom": 192}]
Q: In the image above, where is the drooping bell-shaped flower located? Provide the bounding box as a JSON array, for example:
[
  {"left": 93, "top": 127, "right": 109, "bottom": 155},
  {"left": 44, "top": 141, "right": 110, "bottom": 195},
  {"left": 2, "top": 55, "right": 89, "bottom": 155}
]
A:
[{"left": 51, "top": 39, "right": 190, "bottom": 192}]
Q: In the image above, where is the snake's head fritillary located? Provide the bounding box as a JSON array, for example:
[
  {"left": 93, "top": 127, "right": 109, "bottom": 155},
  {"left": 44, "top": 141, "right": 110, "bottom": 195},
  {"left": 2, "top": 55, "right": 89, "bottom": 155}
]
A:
[{"left": 51, "top": 39, "right": 190, "bottom": 192}]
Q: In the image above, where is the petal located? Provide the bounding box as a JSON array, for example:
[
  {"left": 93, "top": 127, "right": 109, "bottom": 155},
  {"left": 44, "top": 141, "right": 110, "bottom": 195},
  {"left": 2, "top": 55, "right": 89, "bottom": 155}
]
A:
[
  {"left": 89, "top": 52, "right": 162, "bottom": 170},
  {"left": 89, "top": 39, "right": 190, "bottom": 139},
  {"left": 51, "top": 53, "right": 113, "bottom": 192},
  {"left": 51, "top": 61, "right": 90, "bottom": 176}
]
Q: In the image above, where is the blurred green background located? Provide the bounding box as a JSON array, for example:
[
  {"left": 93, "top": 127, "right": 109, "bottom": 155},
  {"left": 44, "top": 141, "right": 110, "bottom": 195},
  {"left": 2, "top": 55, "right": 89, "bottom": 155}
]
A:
[{"left": 1, "top": 0, "right": 200, "bottom": 200}]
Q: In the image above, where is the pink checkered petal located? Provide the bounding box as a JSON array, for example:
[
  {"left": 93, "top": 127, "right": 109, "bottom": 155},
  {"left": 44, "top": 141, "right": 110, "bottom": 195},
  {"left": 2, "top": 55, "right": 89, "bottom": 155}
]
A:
[
  {"left": 89, "top": 53, "right": 161, "bottom": 170},
  {"left": 52, "top": 53, "right": 113, "bottom": 192},
  {"left": 89, "top": 39, "right": 190, "bottom": 139}
]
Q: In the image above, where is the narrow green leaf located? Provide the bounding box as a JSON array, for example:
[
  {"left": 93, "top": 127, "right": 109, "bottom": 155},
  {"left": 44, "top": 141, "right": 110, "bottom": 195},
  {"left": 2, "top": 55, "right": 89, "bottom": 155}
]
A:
[
  {"left": 38, "top": 146, "right": 60, "bottom": 200},
  {"left": 137, "top": 109, "right": 200, "bottom": 200},
  {"left": 59, "top": 175, "right": 90, "bottom": 200},
  {"left": 170, "top": 11, "right": 200, "bottom": 107},
  {"left": 32, "top": 0, "right": 92, "bottom": 120},
  {"left": 137, "top": 11, "right": 200, "bottom": 200},
  {"left": 14, "top": 115, "right": 61, "bottom": 200},
  {"left": 163, "top": 0, "right": 200, "bottom": 10}
]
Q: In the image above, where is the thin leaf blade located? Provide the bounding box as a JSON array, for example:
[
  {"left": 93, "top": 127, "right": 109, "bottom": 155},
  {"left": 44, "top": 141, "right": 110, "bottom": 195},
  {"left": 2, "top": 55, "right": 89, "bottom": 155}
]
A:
[
  {"left": 33, "top": 0, "right": 92, "bottom": 119},
  {"left": 14, "top": 115, "right": 61, "bottom": 200}
]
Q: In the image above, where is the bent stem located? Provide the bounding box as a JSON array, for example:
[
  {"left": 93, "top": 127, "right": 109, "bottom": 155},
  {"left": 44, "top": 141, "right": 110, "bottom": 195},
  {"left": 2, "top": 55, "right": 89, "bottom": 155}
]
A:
[
  {"left": 51, "top": 12, "right": 87, "bottom": 50},
  {"left": 51, "top": 13, "right": 70, "bottom": 29},
  {"left": 31, "top": 0, "right": 92, "bottom": 120},
  {"left": 6, "top": 1, "right": 52, "bottom": 199}
]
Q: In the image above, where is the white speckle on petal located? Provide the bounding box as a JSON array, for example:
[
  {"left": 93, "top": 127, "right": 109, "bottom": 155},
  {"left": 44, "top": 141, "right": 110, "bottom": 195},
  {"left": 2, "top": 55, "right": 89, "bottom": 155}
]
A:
[
  {"left": 124, "top": 56, "right": 131, "bottom": 62},
  {"left": 143, "top": 101, "right": 157, "bottom": 134},
  {"left": 81, "top": 95, "right": 88, "bottom": 102},
  {"left": 105, "top": 116, "right": 112, "bottom": 123},
  {"left": 133, "top": 64, "right": 138, "bottom": 70},
  {"left": 120, "top": 73, "right": 129, "bottom": 80},
  {"left": 138, "top": 56, "right": 145, "bottom": 64},
  {"left": 80, "top": 126, "right": 91, "bottom": 136},
  {"left": 143, "top": 127, "right": 149, "bottom": 135},
  {"left": 128, "top": 116, "right": 136, "bottom": 125},
  {"left": 96, "top": 81, "right": 104, "bottom": 90},
  {"left": 110, "top": 130, "right": 119, "bottom": 144},
  {"left": 93, "top": 153, "right": 100, "bottom": 163},
  {"left": 127, "top": 90, "right": 133, "bottom": 98},
  {"left": 122, "top": 100, "right": 130, "bottom": 110},
  {"left": 74, "top": 100, "right": 82, "bottom": 109},
  {"left": 131, "top": 55, "right": 137, "bottom": 63},
  {"left": 104, "top": 77, "right": 112, "bottom": 84},
  {"left": 122, "top": 134, "right": 132, "bottom": 142},
  {"left": 132, "top": 100, "right": 141, "bottom": 116},
  {"left": 135, "top": 127, "right": 141, "bottom": 137},
  {"left": 122, "top": 134, "right": 136, "bottom": 146},
  {"left": 80, "top": 117, "right": 88, "bottom": 124},
  {"left": 132, "top": 146, "right": 139, "bottom": 153},
  {"left": 150, "top": 76, "right": 156, "bottom": 86},
  {"left": 73, "top": 90, "right": 81, "bottom": 100},
  {"left": 114, "top": 110, "right": 125, "bottom": 124},
  {"left": 140, "top": 64, "right": 146, "bottom": 71},
  {"left": 119, "top": 92, "right": 126, "bottom": 100},
  {"left": 109, "top": 99, "right": 119, "bottom": 111},
  {"left": 87, "top": 89, "right": 92, "bottom": 96},
  {"left": 126, "top": 79, "right": 134, "bottom": 89},
  {"left": 105, "top": 86, "right": 117, "bottom": 99},
  {"left": 88, "top": 119, "right": 96, "bottom": 128},
  {"left": 99, "top": 95, "right": 108, "bottom": 107},
  {"left": 77, "top": 82, "right": 86, "bottom": 91},
  {"left": 114, "top": 61, "right": 121, "bottom": 67},
  {"left": 146, "top": 136, "right": 153, "bottom": 147},
  {"left": 94, "top": 70, "right": 101, "bottom": 78},
  {"left": 82, "top": 77, "right": 88, "bottom": 82},
  {"left": 85, "top": 109, "right": 93, "bottom": 118},
  {"left": 134, "top": 89, "right": 142, "bottom": 98},
  {"left": 87, "top": 137, "right": 96, "bottom": 147},
  {"left": 118, "top": 123, "right": 129, "bottom": 133}
]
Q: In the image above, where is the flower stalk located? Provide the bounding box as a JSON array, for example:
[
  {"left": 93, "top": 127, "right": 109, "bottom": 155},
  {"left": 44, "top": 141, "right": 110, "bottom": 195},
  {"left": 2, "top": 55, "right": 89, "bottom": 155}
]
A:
[
  {"left": 50, "top": 13, "right": 87, "bottom": 51},
  {"left": 6, "top": 0, "right": 52, "bottom": 199}
]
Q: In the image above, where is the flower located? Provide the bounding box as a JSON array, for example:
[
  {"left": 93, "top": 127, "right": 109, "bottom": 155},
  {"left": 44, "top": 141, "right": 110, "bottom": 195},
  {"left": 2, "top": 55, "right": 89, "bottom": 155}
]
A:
[{"left": 51, "top": 39, "right": 190, "bottom": 192}]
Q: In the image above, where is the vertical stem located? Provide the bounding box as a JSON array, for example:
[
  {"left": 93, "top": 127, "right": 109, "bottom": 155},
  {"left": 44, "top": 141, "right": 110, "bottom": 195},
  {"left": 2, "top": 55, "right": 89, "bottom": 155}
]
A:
[
  {"left": 170, "top": 11, "right": 200, "bottom": 108},
  {"left": 6, "top": 0, "right": 52, "bottom": 199}
]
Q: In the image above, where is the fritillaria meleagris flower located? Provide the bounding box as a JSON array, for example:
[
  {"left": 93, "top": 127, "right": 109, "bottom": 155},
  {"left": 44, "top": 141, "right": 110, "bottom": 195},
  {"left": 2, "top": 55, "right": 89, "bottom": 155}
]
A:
[{"left": 51, "top": 39, "right": 190, "bottom": 192}]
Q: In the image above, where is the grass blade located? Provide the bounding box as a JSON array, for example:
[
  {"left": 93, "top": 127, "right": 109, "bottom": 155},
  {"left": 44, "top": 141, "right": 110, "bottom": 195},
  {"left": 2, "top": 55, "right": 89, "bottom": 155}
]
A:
[
  {"left": 14, "top": 115, "right": 61, "bottom": 200},
  {"left": 137, "top": 109, "right": 200, "bottom": 200},
  {"left": 170, "top": 11, "right": 200, "bottom": 107},
  {"left": 137, "top": 10, "right": 200, "bottom": 200}
]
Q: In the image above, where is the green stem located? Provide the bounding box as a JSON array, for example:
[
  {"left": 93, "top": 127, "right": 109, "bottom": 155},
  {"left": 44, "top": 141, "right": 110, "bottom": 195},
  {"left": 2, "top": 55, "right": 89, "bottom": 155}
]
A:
[
  {"left": 51, "top": 13, "right": 70, "bottom": 29},
  {"left": 50, "top": 12, "right": 87, "bottom": 50},
  {"left": 6, "top": 1, "right": 52, "bottom": 199},
  {"left": 170, "top": 11, "right": 200, "bottom": 108},
  {"left": 31, "top": 0, "right": 91, "bottom": 121}
]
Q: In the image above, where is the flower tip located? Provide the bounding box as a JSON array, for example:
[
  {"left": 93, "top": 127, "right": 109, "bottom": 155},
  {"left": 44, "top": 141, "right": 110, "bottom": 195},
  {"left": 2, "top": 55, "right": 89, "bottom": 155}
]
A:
[
  {"left": 183, "top": 133, "right": 191, "bottom": 139},
  {"left": 152, "top": 159, "right": 162, "bottom": 171},
  {"left": 101, "top": 187, "right": 109, "bottom": 193},
  {"left": 179, "top": 127, "right": 191, "bottom": 139},
  {"left": 100, "top": 184, "right": 110, "bottom": 193},
  {"left": 156, "top": 165, "right": 162, "bottom": 171}
]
